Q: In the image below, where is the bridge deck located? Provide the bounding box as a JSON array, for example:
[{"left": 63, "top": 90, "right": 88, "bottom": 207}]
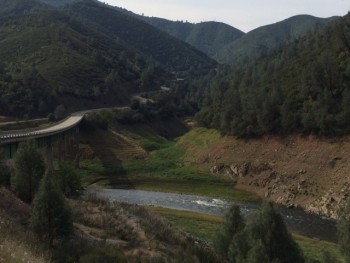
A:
[{"left": 0, "top": 115, "right": 84, "bottom": 144}]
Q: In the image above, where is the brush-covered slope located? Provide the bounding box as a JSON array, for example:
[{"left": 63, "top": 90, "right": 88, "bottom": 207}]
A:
[
  {"left": 0, "top": 0, "right": 44, "bottom": 18},
  {"left": 217, "top": 15, "right": 338, "bottom": 65},
  {"left": 0, "top": 2, "right": 168, "bottom": 117},
  {"left": 197, "top": 13, "right": 350, "bottom": 136},
  {"left": 0, "top": 0, "right": 217, "bottom": 118},
  {"left": 66, "top": 0, "right": 217, "bottom": 71},
  {"left": 142, "top": 17, "right": 244, "bottom": 58},
  {"left": 38, "top": 0, "right": 76, "bottom": 6}
]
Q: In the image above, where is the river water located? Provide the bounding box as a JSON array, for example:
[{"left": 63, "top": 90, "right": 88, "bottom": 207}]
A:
[{"left": 87, "top": 189, "right": 337, "bottom": 243}]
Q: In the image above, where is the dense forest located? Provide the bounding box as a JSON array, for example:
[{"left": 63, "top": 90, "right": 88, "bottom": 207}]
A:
[
  {"left": 196, "top": 13, "right": 350, "bottom": 136},
  {"left": 216, "top": 15, "right": 337, "bottom": 65},
  {"left": 0, "top": 0, "right": 216, "bottom": 118}
]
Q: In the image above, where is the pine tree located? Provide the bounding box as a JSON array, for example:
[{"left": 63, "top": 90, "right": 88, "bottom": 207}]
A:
[
  {"left": 214, "top": 205, "right": 245, "bottom": 260},
  {"left": 11, "top": 140, "right": 45, "bottom": 202},
  {"left": 228, "top": 202, "right": 304, "bottom": 263},
  {"left": 31, "top": 170, "right": 73, "bottom": 246}
]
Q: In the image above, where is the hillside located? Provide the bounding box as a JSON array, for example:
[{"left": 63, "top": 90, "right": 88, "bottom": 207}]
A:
[
  {"left": 196, "top": 13, "right": 350, "bottom": 136},
  {"left": 217, "top": 15, "right": 338, "bottom": 64},
  {"left": 141, "top": 18, "right": 244, "bottom": 58},
  {"left": 0, "top": 5, "right": 168, "bottom": 117},
  {"left": 0, "top": 0, "right": 217, "bottom": 118},
  {"left": 38, "top": 0, "right": 76, "bottom": 6},
  {"left": 66, "top": 0, "right": 217, "bottom": 71},
  {"left": 0, "top": 0, "right": 44, "bottom": 18}
]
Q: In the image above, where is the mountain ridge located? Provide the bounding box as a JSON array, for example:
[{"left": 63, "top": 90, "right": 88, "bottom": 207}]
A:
[{"left": 217, "top": 14, "right": 339, "bottom": 64}]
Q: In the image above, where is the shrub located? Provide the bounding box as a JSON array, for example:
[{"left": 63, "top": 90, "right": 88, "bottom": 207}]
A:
[{"left": 11, "top": 140, "right": 45, "bottom": 202}]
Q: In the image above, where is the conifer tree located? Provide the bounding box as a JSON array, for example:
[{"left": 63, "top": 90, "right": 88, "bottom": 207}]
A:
[
  {"left": 31, "top": 170, "right": 73, "bottom": 246},
  {"left": 228, "top": 202, "right": 304, "bottom": 263},
  {"left": 11, "top": 140, "right": 45, "bottom": 202},
  {"left": 214, "top": 205, "right": 245, "bottom": 260}
]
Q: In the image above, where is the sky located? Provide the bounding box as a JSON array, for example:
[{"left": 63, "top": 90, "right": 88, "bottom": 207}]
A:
[{"left": 100, "top": 0, "right": 349, "bottom": 32}]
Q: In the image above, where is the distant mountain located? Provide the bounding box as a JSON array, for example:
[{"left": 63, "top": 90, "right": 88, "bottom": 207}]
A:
[
  {"left": 66, "top": 0, "right": 217, "bottom": 72},
  {"left": 38, "top": 0, "right": 76, "bottom": 6},
  {"left": 217, "top": 15, "right": 338, "bottom": 65},
  {"left": 141, "top": 17, "right": 244, "bottom": 58}
]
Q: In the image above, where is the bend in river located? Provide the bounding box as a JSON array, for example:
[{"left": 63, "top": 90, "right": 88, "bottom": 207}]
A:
[{"left": 87, "top": 188, "right": 337, "bottom": 243}]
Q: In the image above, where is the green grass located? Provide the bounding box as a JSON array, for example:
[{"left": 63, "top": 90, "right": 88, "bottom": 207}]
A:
[
  {"left": 149, "top": 207, "right": 345, "bottom": 262},
  {"left": 149, "top": 207, "right": 222, "bottom": 242},
  {"left": 294, "top": 234, "right": 344, "bottom": 262},
  {"left": 79, "top": 127, "right": 260, "bottom": 201}
]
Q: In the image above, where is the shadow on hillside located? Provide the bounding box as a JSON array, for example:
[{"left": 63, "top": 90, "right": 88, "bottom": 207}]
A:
[{"left": 84, "top": 131, "right": 134, "bottom": 189}]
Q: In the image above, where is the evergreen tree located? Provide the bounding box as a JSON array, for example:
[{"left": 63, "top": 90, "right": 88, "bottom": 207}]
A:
[
  {"left": 11, "top": 140, "right": 45, "bottom": 202},
  {"left": 31, "top": 170, "right": 73, "bottom": 246},
  {"left": 228, "top": 202, "right": 304, "bottom": 263},
  {"left": 214, "top": 205, "right": 245, "bottom": 260}
]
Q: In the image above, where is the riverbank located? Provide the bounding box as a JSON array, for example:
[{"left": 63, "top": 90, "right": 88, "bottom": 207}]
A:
[
  {"left": 80, "top": 122, "right": 350, "bottom": 219},
  {"left": 77, "top": 119, "right": 345, "bottom": 261},
  {"left": 150, "top": 206, "right": 343, "bottom": 262},
  {"left": 79, "top": 121, "right": 259, "bottom": 202},
  {"left": 87, "top": 188, "right": 338, "bottom": 242}
]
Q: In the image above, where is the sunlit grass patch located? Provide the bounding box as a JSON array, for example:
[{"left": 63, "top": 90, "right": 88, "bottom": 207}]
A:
[
  {"left": 149, "top": 207, "right": 222, "bottom": 243},
  {"left": 293, "top": 234, "right": 344, "bottom": 262}
]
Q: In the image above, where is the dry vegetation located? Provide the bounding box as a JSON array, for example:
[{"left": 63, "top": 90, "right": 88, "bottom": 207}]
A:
[
  {"left": 70, "top": 194, "right": 217, "bottom": 262},
  {"left": 0, "top": 187, "right": 50, "bottom": 263},
  {"left": 0, "top": 187, "right": 217, "bottom": 262}
]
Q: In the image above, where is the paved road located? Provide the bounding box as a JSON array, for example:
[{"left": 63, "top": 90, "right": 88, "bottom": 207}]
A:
[{"left": 0, "top": 113, "right": 85, "bottom": 143}]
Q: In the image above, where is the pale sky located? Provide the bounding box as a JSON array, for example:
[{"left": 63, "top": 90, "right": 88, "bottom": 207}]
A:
[{"left": 100, "top": 0, "right": 349, "bottom": 32}]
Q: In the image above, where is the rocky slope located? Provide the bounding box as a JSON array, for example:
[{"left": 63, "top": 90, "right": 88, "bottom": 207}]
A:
[{"left": 181, "top": 130, "right": 350, "bottom": 219}]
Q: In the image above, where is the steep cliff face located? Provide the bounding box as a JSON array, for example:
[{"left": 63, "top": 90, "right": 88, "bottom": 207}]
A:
[{"left": 181, "top": 130, "right": 350, "bottom": 219}]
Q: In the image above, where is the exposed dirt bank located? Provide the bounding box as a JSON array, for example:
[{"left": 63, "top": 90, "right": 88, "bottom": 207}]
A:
[{"left": 183, "top": 133, "right": 350, "bottom": 219}]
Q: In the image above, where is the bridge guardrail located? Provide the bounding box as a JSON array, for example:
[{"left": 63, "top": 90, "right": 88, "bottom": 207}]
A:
[{"left": 0, "top": 115, "right": 84, "bottom": 144}]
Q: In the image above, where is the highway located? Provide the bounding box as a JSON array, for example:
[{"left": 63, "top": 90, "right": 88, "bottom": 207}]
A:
[{"left": 0, "top": 113, "right": 85, "bottom": 144}]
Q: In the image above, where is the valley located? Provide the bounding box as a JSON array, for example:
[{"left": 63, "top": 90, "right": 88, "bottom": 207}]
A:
[{"left": 0, "top": 0, "right": 350, "bottom": 262}]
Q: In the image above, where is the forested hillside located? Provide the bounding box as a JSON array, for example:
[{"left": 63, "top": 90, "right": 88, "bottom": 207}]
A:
[
  {"left": 0, "top": 0, "right": 216, "bottom": 118},
  {"left": 66, "top": 0, "right": 217, "bottom": 72},
  {"left": 141, "top": 18, "right": 244, "bottom": 58},
  {"left": 196, "top": 13, "right": 350, "bottom": 136},
  {"left": 217, "top": 15, "right": 338, "bottom": 65}
]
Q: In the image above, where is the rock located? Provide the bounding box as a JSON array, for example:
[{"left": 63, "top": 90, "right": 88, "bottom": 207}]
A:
[{"left": 298, "top": 169, "right": 307, "bottom": 175}]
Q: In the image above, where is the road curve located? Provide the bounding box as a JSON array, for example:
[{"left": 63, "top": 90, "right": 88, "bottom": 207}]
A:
[{"left": 0, "top": 113, "right": 85, "bottom": 144}]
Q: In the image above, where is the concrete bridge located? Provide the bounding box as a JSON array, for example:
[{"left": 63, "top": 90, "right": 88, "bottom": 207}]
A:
[{"left": 0, "top": 112, "right": 85, "bottom": 161}]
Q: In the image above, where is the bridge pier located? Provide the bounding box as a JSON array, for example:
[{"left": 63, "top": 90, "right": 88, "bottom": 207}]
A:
[{"left": 0, "top": 113, "right": 84, "bottom": 167}]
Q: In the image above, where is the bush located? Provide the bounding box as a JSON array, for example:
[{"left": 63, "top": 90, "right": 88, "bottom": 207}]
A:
[{"left": 85, "top": 110, "right": 114, "bottom": 130}]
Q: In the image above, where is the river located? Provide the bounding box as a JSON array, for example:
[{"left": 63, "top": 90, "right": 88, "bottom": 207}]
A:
[{"left": 87, "top": 188, "right": 337, "bottom": 243}]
